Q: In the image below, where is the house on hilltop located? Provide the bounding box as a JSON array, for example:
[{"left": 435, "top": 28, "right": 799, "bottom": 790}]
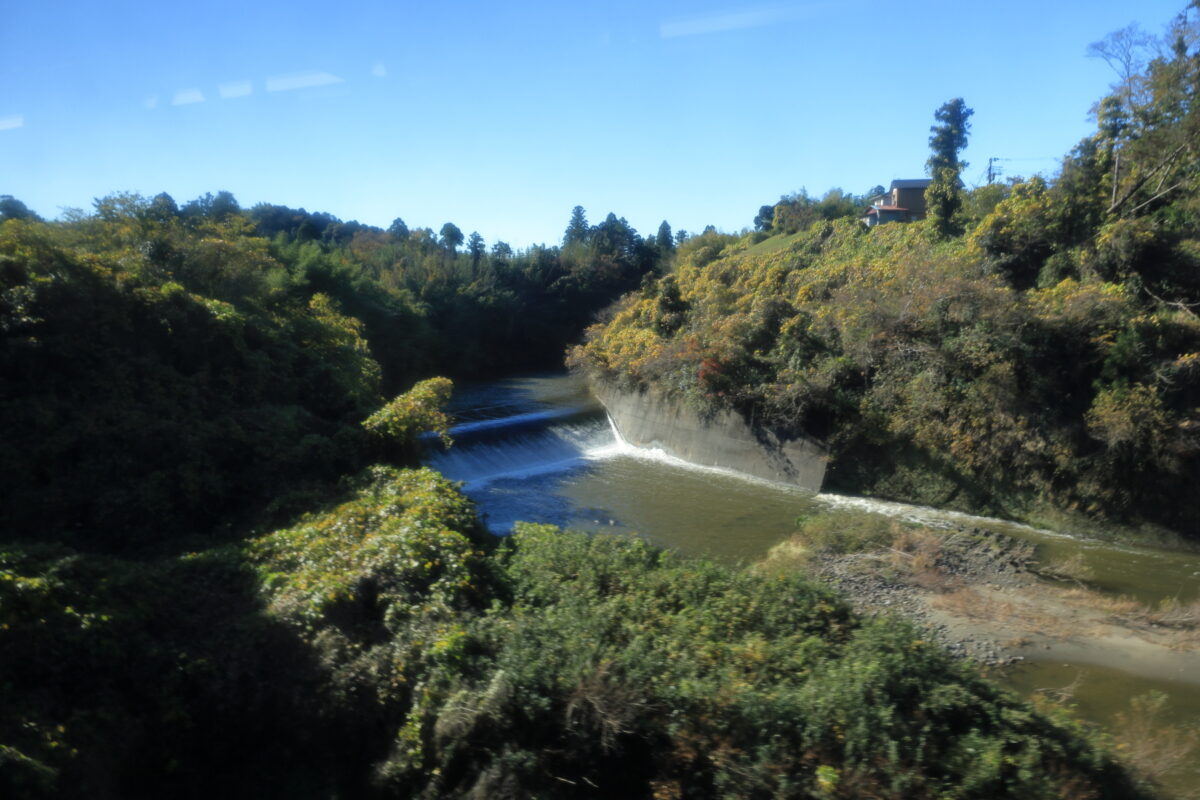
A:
[{"left": 862, "top": 178, "right": 932, "bottom": 227}]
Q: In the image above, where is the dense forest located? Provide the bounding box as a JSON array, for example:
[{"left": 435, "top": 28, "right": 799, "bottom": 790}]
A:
[
  {"left": 3, "top": 6, "right": 1198, "bottom": 799},
  {"left": 573, "top": 9, "right": 1200, "bottom": 540},
  {"left": 0, "top": 194, "right": 665, "bottom": 540}
]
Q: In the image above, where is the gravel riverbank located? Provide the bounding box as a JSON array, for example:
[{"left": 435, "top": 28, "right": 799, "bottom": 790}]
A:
[{"left": 773, "top": 524, "right": 1200, "bottom": 680}]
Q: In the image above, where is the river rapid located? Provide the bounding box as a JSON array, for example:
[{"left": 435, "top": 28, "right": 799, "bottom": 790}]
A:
[{"left": 425, "top": 373, "right": 1200, "bottom": 794}]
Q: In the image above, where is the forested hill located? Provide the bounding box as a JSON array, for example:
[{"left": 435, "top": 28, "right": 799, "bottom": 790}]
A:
[
  {"left": 0, "top": 193, "right": 1154, "bottom": 797},
  {"left": 0, "top": 196, "right": 666, "bottom": 540},
  {"left": 572, "top": 14, "right": 1200, "bottom": 539}
]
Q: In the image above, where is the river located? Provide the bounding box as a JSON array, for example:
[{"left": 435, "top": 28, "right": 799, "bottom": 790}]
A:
[{"left": 425, "top": 372, "right": 1200, "bottom": 794}]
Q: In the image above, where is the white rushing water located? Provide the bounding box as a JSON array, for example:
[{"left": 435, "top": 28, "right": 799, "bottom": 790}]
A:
[{"left": 426, "top": 414, "right": 610, "bottom": 487}]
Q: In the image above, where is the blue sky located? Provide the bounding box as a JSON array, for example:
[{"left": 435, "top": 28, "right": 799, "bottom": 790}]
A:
[{"left": 0, "top": 1, "right": 1187, "bottom": 248}]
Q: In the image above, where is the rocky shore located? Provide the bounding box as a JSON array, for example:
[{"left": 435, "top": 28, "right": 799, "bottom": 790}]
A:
[{"left": 810, "top": 527, "right": 1036, "bottom": 665}]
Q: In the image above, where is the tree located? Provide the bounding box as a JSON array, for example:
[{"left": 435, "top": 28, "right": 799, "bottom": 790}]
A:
[
  {"left": 655, "top": 220, "right": 674, "bottom": 252},
  {"left": 563, "top": 205, "right": 589, "bottom": 246},
  {"left": 0, "top": 195, "right": 42, "bottom": 222},
  {"left": 1095, "top": 7, "right": 1200, "bottom": 220},
  {"left": 814, "top": 188, "right": 858, "bottom": 221},
  {"left": 182, "top": 190, "right": 241, "bottom": 222},
  {"left": 1087, "top": 23, "right": 1157, "bottom": 119},
  {"left": 753, "top": 205, "right": 774, "bottom": 231},
  {"left": 439, "top": 222, "right": 464, "bottom": 252},
  {"left": 147, "top": 193, "right": 178, "bottom": 222},
  {"left": 925, "top": 98, "right": 973, "bottom": 237},
  {"left": 388, "top": 217, "right": 410, "bottom": 240},
  {"left": 467, "top": 232, "right": 486, "bottom": 268},
  {"left": 592, "top": 213, "right": 639, "bottom": 258},
  {"left": 491, "top": 241, "right": 513, "bottom": 260}
]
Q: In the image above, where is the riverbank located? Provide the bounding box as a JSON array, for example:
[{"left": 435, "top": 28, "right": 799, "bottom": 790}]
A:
[
  {"left": 759, "top": 521, "right": 1200, "bottom": 679},
  {"left": 758, "top": 519, "right": 1200, "bottom": 794}
]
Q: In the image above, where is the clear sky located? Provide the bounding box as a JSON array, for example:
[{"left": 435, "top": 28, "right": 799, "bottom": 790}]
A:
[{"left": 0, "top": 1, "right": 1187, "bottom": 249}]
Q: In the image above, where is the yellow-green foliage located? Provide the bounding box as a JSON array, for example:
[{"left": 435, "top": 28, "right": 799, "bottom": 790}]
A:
[
  {"left": 577, "top": 30, "right": 1200, "bottom": 531},
  {"left": 363, "top": 377, "right": 454, "bottom": 448},
  {"left": 790, "top": 510, "right": 900, "bottom": 555},
  {"left": 576, "top": 209, "right": 1200, "bottom": 530},
  {"left": 251, "top": 465, "right": 484, "bottom": 629}
]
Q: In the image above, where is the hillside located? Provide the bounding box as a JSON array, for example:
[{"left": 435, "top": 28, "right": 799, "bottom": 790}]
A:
[{"left": 571, "top": 23, "right": 1200, "bottom": 538}]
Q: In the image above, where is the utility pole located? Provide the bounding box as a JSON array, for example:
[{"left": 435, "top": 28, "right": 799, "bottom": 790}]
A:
[
  {"left": 986, "top": 156, "right": 1055, "bottom": 185},
  {"left": 987, "top": 157, "right": 1003, "bottom": 185}
]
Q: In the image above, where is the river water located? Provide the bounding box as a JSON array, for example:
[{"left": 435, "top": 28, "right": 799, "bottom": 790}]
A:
[{"left": 425, "top": 373, "right": 1200, "bottom": 793}]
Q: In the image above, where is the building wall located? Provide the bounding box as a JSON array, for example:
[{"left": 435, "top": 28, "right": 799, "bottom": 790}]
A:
[{"left": 893, "top": 187, "right": 928, "bottom": 217}]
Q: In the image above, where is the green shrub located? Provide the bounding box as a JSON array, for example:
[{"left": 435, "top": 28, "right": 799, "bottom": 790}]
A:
[{"left": 367, "top": 524, "right": 1149, "bottom": 799}]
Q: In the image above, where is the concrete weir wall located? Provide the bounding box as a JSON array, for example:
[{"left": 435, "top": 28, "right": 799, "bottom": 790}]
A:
[{"left": 591, "top": 380, "right": 827, "bottom": 492}]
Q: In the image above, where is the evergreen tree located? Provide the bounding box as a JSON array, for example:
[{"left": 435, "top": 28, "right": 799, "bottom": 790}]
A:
[
  {"left": 754, "top": 204, "right": 775, "bottom": 231},
  {"left": 388, "top": 217, "right": 410, "bottom": 240},
  {"left": 655, "top": 220, "right": 674, "bottom": 251},
  {"left": 563, "top": 205, "right": 589, "bottom": 246},
  {"left": 592, "top": 213, "right": 639, "bottom": 258},
  {"left": 181, "top": 190, "right": 240, "bottom": 222},
  {"left": 467, "top": 231, "right": 486, "bottom": 268},
  {"left": 925, "top": 98, "right": 973, "bottom": 237},
  {"left": 147, "top": 192, "right": 178, "bottom": 222},
  {"left": 0, "top": 195, "right": 42, "bottom": 222}
]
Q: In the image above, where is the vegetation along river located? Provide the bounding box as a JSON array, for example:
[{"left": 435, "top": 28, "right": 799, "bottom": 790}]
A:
[{"left": 426, "top": 372, "right": 1200, "bottom": 795}]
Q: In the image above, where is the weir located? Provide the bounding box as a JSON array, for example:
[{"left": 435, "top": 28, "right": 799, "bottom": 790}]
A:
[{"left": 425, "top": 409, "right": 614, "bottom": 487}]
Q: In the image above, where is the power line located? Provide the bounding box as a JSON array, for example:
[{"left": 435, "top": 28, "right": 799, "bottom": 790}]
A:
[{"left": 986, "top": 156, "right": 1059, "bottom": 184}]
